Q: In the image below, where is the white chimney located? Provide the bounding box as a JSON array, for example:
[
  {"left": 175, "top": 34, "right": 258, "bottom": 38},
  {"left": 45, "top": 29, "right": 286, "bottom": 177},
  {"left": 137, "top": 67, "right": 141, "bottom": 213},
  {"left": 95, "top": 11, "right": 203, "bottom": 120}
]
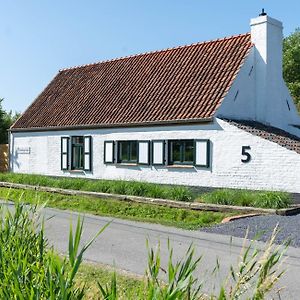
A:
[{"left": 250, "top": 10, "right": 283, "bottom": 124}]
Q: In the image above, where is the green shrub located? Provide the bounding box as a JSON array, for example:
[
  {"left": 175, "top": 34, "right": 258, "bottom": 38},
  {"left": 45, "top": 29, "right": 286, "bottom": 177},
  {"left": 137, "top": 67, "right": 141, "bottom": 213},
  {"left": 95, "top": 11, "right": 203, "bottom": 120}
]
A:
[
  {"left": 200, "top": 189, "right": 292, "bottom": 209},
  {"left": 169, "top": 186, "right": 193, "bottom": 202}
]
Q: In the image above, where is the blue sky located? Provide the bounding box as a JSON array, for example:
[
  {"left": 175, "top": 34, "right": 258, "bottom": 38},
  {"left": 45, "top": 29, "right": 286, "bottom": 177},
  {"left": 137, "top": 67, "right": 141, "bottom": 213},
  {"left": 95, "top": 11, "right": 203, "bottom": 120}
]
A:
[{"left": 1, "top": 1, "right": 299, "bottom": 113}]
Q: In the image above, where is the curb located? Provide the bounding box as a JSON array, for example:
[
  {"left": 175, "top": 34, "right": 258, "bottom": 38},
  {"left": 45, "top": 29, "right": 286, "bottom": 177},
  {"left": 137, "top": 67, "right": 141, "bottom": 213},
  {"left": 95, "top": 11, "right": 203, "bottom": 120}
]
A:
[
  {"left": 221, "top": 213, "right": 262, "bottom": 223},
  {"left": 0, "top": 181, "right": 299, "bottom": 216}
]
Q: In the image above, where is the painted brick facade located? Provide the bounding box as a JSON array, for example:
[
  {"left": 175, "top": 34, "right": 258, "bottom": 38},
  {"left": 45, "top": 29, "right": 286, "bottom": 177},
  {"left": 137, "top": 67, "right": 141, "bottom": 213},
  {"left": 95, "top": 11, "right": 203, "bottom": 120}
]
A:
[{"left": 10, "top": 119, "right": 300, "bottom": 193}]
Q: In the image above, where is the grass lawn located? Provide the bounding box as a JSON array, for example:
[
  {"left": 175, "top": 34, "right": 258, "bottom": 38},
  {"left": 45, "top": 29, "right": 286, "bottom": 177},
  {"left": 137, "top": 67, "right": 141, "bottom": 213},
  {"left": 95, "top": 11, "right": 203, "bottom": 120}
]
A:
[
  {"left": 76, "top": 262, "right": 146, "bottom": 299},
  {"left": 0, "top": 187, "right": 231, "bottom": 230}
]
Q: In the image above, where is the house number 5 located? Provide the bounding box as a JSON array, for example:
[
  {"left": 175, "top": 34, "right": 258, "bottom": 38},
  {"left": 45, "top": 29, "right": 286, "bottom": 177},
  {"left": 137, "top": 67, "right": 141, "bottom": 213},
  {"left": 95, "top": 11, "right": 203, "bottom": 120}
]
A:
[{"left": 241, "top": 146, "right": 251, "bottom": 163}]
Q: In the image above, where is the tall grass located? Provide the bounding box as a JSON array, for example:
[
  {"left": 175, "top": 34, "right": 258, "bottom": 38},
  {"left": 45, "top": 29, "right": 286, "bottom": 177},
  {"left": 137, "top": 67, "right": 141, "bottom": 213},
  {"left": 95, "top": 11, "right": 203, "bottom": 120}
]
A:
[
  {"left": 0, "top": 198, "right": 287, "bottom": 299},
  {"left": 99, "top": 229, "right": 287, "bottom": 299},
  {"left": 0, "top": 173, "right": 194, "bottom": 202},
  {"left": 0, "top": 173, "right": 291, "bottom": 208},
  {"left": 200, "top": 189, "right": 292, "bottom": 209},
  {"left": 0, "top": 199, "right": 107, "bottom": 299}
]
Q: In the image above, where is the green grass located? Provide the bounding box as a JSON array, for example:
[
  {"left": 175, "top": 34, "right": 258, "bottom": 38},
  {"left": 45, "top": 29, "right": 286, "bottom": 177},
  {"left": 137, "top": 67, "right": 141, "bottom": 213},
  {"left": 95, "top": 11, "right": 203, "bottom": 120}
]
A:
[
  {"left": 199, "top": 189, "right": 292, "bottom": 209},
  {"left": 0, "top": 173, "right": 194, "bottom": 202},
  {"left": 0, "top": 173, "right": 292, "bottom": 209},
  {"left": 76, "top": 263, "right": 146, "bottom": 299},
  {"left": 0, "top": 187, "right": 230, "bottom": 230}
]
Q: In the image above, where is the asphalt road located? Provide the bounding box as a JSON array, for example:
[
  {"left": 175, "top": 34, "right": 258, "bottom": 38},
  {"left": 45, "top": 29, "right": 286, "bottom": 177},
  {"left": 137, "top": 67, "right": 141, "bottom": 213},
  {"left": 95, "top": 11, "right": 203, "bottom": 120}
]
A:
[
  {"left": 36, "top": 206, "right": 299, "bottom": 299},
  {"left": 2, "top": 201, "right": 300, "bottom": 298},
  {"left": 203, "top": 214, "right": 300, "bottom": 248}
]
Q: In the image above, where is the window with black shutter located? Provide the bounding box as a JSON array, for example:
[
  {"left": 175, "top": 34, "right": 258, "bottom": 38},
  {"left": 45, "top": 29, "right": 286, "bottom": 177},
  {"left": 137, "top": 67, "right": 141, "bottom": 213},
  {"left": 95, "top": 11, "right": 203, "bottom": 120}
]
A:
[
  {"left": 117, "top": 141, "right": 137, "bottom": 163},
  {"left": 168, "top": 140, "right": 194, "bottom": 165}
]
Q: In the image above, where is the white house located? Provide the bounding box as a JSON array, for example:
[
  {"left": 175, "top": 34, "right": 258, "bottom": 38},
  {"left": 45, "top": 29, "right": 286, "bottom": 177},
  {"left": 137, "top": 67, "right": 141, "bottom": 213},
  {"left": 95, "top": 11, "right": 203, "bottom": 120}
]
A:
[{"left": 9, "top": 12, "right": 300, "bottom": 195}]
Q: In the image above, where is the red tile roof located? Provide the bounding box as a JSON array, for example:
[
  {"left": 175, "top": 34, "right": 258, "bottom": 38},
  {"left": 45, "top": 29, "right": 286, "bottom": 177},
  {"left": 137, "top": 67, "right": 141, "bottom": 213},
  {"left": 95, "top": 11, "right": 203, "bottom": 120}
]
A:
[
  {"left": 12, "top": 33, "right": 252, "bottom": 131},
  {"left": 225, "top": 119, "right": 300, "bottom": 154}
]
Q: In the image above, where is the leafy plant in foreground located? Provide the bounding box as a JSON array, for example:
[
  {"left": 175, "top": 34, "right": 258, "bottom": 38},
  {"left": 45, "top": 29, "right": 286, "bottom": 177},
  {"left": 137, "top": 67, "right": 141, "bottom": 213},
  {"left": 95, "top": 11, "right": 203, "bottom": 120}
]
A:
[
  {"left": 0, "top": 199, "right": 107, "bottom": 299},
  {"left": 98, "top": 228, "right": 287, "bottom": 299}
]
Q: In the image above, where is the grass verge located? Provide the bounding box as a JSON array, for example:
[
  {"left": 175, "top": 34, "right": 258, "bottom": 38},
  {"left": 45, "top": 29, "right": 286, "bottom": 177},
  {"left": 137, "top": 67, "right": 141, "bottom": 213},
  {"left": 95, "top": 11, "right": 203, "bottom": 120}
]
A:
[
  {"left": 76, "top": 262, "right": 145, "bottom": 299},
  {"left": 199, "top": 188, "right": 292, "bottom": 209},
  {"left": 0, "top": 187, "right": 231, "bottom": 230},
  {"left": 0, "top": 173, "right": 194, "bottom": 201},
  {"left": 0, "top": 173, "right": 291, "bottom": 209}
]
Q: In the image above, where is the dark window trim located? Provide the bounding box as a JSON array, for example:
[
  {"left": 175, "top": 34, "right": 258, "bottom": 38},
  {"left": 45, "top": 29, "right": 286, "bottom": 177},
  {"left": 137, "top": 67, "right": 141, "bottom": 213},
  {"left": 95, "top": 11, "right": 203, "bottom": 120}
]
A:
[
  {"left": 194, "top": 139, "right": 210, "bottom": 168},
  {"left": 137, "top": 140, "right": 150, "bottom": 165},
  {"left": 104, "top": 141, "right": 115, "bottom": 164},
  {"left": 117, "top": 140, "right": 138, "bottom": 163},
  {"left": 83, "top": 136, "right": 92, "bottom": 172},
  {"left": 151, "top": 140, "right": 165, "bottom": 166},
  {"left": 71, "top": 135, "right": 85, "bottom": 170},
  {"left": 168, "top": 139, "right": 194, "bottom": 166},
  {"left": 61, "top": 137, "right": 70, "bottom": 170}
]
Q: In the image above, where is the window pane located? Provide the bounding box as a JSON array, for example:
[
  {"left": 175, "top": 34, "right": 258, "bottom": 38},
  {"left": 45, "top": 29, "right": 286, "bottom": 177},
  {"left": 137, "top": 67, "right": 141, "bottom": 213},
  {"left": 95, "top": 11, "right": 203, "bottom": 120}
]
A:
[
  {"left": 130, "top": 142, "right": 137, "bottom": 161},
  {"left": 72, "top": 136, "right": 84, "bottom": 145},
  {"left": 183, "top": 141, "right": 194, "bottom": 162},
  {"left": 120, "top": 142, "right": 130, "bottom": 161},
  {"left": 172, "top": 141, "right": 181, "bottom": 162},
  {"left": 72, "top": 146, "right": 84, "bottom": 169}
]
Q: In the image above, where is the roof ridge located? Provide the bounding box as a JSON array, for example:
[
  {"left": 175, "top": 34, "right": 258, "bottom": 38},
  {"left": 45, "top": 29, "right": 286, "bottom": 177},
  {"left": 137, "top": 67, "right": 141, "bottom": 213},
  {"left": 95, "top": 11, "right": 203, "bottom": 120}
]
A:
[{"left": 59, "top": 32, "right": 251, "bottom": 72}]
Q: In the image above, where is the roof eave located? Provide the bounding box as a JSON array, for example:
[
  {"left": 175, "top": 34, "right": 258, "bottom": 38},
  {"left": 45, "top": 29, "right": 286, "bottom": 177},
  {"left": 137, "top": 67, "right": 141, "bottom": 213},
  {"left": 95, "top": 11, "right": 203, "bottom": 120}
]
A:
[{"left": 9, "top": 117, "right": 214, "bottom": 133}]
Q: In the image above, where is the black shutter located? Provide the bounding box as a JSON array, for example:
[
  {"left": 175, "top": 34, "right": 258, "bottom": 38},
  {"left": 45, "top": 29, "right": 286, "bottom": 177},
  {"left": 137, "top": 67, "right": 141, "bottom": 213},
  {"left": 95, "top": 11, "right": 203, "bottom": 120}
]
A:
[
  {"left": 152, "top": 140, "right": 165, "bottom": 165},
  {"left": 104, "top": 141, "right": 115, "bottom": 164},
  {"left": 194, "top": 139, "right": 210, "bottom": 167},
  {"left": 137, "top": 141, "right": 150, "bottom": 165},
  {"left": 61, "top": 137, "right": 70, "bottom": 170},
  {"left": 83, "top": 136, "right": 92, "bottom": 171}
]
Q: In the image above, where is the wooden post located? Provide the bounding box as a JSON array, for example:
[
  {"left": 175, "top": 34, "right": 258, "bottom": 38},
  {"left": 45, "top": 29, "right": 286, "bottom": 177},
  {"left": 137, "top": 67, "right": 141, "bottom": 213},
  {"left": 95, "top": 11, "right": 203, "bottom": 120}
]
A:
[{"left": 0, "top": 144, "right": 9, "bottom": 172}]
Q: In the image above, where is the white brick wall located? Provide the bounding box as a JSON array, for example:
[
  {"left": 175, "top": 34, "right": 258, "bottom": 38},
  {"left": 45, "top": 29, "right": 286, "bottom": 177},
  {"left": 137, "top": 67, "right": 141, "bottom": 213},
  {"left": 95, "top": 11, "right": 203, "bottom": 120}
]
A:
[
  {"left": 217, "top": 16, "right": 300, "bottom": 138},
  {"left": 9, "top": 118, "right": 300, "bottom": 193}
]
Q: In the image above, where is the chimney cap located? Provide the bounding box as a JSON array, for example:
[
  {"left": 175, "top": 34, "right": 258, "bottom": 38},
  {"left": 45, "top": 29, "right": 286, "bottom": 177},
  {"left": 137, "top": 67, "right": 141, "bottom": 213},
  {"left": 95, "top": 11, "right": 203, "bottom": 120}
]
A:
[{"left": 259, "top": 8, "right": 267, "bottom": 16}]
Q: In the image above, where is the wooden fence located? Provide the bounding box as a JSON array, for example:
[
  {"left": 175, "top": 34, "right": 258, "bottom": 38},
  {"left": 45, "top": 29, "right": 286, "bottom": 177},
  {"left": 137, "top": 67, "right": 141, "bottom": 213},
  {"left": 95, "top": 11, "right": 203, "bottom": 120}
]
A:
[{"left": 0, "top": 144, "right": 8, "bottom": 172}]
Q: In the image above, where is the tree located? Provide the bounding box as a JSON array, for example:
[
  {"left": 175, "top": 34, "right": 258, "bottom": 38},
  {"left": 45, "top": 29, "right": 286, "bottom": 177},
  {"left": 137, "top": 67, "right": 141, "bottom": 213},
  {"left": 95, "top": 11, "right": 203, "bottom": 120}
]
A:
[
  {"left": 0, "top": 98, "right": 20, "bottom": 144},
  {"left": 283, "top": 28, "right": 300, "bottom": 112}
]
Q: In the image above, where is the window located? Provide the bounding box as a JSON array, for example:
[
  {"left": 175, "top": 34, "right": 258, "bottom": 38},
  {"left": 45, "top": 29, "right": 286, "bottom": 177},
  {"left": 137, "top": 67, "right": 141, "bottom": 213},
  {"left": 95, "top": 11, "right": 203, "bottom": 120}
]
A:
[
  {"left": 71, "top": 136, "right": 84, "bottom": 170},
  {"left": 168, "top": 140, "right": 194, "bottom": 165},
  {"left": 117, "top": 141, "right": 137, "bottom": 163}
]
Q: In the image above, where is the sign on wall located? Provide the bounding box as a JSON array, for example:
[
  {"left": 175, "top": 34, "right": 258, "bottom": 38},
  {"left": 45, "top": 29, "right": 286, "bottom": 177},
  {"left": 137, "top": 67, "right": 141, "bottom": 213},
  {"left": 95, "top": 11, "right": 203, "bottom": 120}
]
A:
[
  {"left": 241, "top": 146, "right": 251, "bottom": 163},
  {"left": 16, "top": 147, "right": 31, "bottom": 154}
]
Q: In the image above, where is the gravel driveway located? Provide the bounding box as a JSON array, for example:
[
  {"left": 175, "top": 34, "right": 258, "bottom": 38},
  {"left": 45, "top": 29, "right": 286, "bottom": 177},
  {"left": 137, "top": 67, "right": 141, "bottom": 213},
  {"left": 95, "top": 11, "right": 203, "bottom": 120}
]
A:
[{"left": 202, "top": 214, "right": 300, "bottom": 247}]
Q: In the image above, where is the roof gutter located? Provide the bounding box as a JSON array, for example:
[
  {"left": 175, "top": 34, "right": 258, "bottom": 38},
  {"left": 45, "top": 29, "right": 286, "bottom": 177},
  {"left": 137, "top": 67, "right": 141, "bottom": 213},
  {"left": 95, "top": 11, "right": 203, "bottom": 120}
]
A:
[{"left": 9, "top": 117, "right": 214, "bottom": 133}]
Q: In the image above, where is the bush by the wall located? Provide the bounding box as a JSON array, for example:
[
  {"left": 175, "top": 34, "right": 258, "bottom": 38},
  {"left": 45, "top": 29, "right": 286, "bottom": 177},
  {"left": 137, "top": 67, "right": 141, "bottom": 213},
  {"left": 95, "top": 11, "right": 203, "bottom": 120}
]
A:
[
  {"left": 199, "top": 189, "right": 292, "bottom": 209},
  {"left": 0, "top": 173, "right": 194, "bottom": 202}
]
